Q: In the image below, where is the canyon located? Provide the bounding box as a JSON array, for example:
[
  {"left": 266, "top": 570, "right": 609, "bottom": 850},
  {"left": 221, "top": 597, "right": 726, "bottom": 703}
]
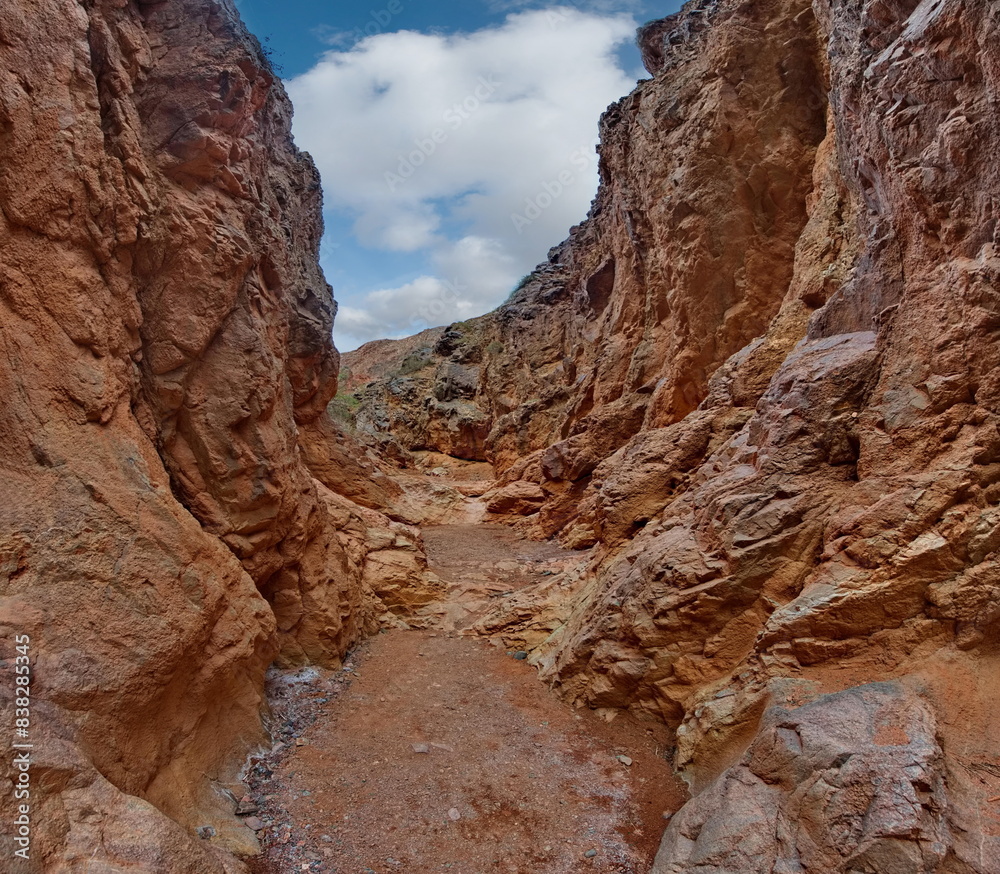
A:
[{"left": 0, "top": 0, "right": 998, "bottom": 872}]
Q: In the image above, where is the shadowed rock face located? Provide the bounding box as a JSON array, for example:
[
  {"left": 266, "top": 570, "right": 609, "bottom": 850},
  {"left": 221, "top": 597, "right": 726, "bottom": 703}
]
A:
[
  {"left": 353, "top": 0, "right": 1000, "bottom": 868},
  {"left": 0, "top": 0, "right": 392, "bottom": 868}
]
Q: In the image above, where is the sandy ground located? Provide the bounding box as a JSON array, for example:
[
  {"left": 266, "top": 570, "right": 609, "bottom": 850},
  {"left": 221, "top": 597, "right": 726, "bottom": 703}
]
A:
[{"left": 247, "top": 631, "right": 685, "bottom": 874}]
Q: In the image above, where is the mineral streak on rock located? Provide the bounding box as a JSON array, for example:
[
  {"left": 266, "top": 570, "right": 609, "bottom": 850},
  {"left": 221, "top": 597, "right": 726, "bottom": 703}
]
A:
[{"left": 351, "top": 0, "right": 1000, "bottom": 869}]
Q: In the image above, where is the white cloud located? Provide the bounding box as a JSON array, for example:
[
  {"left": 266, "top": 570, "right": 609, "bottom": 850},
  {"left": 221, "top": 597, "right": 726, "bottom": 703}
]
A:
[
  {"left": 487, "top": 0, "right": 648, "bottom": 14},
  {"left": 287, "top": 7, "right": 637, "bottom": 350}
]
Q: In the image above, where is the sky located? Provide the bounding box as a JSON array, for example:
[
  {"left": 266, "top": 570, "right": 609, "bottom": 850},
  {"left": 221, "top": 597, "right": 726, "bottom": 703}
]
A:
[{"left": 233, "top": 0, "right": 683, "bottom": 350}]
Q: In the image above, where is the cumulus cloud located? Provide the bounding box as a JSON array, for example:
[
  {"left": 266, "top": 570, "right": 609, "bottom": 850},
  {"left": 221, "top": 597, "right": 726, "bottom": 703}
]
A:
[{"left": 287, "top": 8, "right": 637, "bottom": 349}]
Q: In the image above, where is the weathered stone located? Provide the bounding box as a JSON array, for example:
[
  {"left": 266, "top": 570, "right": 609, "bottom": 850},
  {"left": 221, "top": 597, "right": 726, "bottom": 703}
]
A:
[
  {"left": 348, "top": 0, "right": 827, "bottom": 495},
  {"left": 653, "top": 685, "right": 950, "bottom": 874},
  {"left": 485, "top": 481, "right": 547, "bottom": 516},
  {"left": 0, "top": 0, "right": 396, "bottom": 867}
]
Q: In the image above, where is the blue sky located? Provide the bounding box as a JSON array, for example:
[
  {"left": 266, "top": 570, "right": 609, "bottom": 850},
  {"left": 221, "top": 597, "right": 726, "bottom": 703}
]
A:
[{"left": 234, "top": 0, "right": 683, "bottom": 350}]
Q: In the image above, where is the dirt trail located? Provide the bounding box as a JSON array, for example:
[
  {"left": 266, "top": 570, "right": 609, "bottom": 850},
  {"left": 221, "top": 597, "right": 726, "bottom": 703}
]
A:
[
  {"left": 417, "top": 523, "right": 578, "bottom": 633},
  {"left": 247, "top": 488, "right": 686, "bottom": 874}
]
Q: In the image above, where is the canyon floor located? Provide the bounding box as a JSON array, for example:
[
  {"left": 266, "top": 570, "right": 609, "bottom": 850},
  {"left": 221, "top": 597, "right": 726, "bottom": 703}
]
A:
[{"left": 245, "top": 473, "right": 687, "bottom": 874}]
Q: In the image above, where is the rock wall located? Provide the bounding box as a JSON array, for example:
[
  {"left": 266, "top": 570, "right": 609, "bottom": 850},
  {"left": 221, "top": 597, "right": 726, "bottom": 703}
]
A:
[
  {"left": 0, "top": 0, "right": 397, "bottom": 869},
  {"left": 356, "top": 0, "right": 1000, "bottom": 869},
  {"left": 346, "top": 0, "right": 830, "bottom": 478}
]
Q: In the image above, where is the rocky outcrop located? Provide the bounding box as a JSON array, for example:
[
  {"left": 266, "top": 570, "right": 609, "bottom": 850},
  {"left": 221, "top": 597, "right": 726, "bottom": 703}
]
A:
[
  {"left": 346, "top": 328, "right": 492, "bottom": 462},
  {"left": 0, "top": 0, "right": 395, "bottom": 869},
  {"left": 349, "top": 0, "right": 828, "bottom": 482},
  {"left": 356, "top": 0, "right": 1000, "bottom": 869},
  {"left": 339, "top": 326, "right": 445, "bottom": 394},
  {"left": 653, "top": 683, "right": 951, "bottom": 874}
]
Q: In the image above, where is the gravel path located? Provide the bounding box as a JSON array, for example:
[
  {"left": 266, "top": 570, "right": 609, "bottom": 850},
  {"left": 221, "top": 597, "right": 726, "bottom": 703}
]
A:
[{"left": 247, "top": 523, "right": 687, "bottom": 874}]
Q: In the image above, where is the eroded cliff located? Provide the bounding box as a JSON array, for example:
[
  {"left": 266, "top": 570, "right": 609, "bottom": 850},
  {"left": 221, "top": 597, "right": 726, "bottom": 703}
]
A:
[
  {"left": 0, "top": 0, "right": 426, "bottom": 869},
  {"left": 350, "top": 0, "right": 1000, "bottom": 869},
  {"left": 4, "top": 0, "right": 1000, "bottom": 869}
]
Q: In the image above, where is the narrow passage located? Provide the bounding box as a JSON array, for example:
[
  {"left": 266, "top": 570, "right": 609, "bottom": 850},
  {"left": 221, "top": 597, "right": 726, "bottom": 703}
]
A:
[{"left": 248, "top": 482, "right": 686, "bottom": 874}]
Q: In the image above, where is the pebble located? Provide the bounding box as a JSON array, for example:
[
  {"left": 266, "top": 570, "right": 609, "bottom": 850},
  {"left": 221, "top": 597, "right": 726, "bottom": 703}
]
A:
[
  {"left": 514, "top": 651, "right": 528, "bottom": 660},
  {"left": 196, "top": 825, "right": 216, "bottom": 840},
  {"left": 585, "top": 849, "right": 598, "bottom": 858},
  {"left": 617, "top": 755, "right": 634, "bottom": 767},
  {"left": 244, "top": 817, "right": 265, "bottom": 832},
  {"left": 235, "top": 795, "right": 259, "bottom": 816},
  {"left": 412, "top": 743, "right": 431, "bottom": 754},
  {"left": 448, "top": 807, "right": 461, "bottom": 821}
]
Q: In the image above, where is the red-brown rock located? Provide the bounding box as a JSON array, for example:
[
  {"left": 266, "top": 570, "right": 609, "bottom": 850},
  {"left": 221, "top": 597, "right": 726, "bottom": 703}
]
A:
[{"left": 0, "top": 0, "right": 387, "bottom": 868}]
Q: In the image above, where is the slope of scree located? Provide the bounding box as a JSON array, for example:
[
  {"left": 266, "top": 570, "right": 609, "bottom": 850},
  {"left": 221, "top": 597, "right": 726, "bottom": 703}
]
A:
[
  {"left": 0, "top": 0, "right": 432, "bottom": 869},
  {"left": 348, "top": 0, "right": 1000, "bottom": 871}
]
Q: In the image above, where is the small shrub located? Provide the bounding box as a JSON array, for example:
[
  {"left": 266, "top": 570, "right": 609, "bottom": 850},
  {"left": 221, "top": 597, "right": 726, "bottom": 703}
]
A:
[
  {"left": 260, "top": 36, "right": 285, "bottom": 75},
  {"left": 398, "top": 353, "right": 431, "bottom": 376},
  {"left": 327, "top": 393, "right": 361, "bottom": 429},
  {"left": 505, "top": 274, "right": 533, "bottom": 302}
]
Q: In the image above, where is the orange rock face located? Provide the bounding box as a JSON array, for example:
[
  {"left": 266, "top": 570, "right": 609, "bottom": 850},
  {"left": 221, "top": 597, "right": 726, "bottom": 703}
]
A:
[
  {"left": 354, "top": 0, "right": 1000, "bottom": 868},
  {"left": 0, "top": 0, "right": 386, "bottom": 868},
  {"left": 349, "top": 0, "right": 828, "bottom": 476}
]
